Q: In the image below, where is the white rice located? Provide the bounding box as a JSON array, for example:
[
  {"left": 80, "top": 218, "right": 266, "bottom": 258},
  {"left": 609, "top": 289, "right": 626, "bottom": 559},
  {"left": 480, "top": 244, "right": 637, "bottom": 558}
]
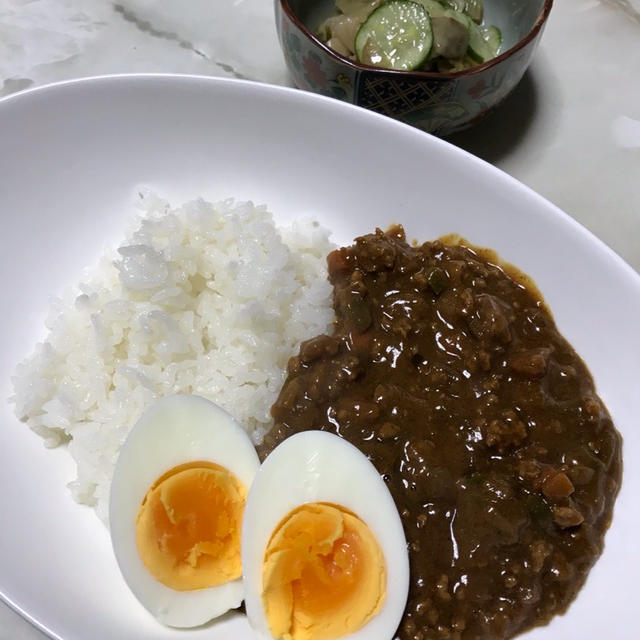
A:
[{"left": 11, "top": 191, "right": 335, "bottom": 525}]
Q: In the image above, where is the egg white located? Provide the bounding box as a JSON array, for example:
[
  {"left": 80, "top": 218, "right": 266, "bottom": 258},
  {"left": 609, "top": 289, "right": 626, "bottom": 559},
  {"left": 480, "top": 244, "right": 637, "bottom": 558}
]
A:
[
  {"left": 109, "top": 394, "right": 260, "bottom": 628},
  {"left": 242, "top": 430, "right": 410, "bottom": 640}
]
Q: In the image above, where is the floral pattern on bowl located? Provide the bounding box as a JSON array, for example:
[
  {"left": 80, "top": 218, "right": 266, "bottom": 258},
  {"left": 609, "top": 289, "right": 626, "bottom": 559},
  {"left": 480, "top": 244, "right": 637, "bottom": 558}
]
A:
[{"left": 280, "top": 20, "right": 358, "bottom": 103}]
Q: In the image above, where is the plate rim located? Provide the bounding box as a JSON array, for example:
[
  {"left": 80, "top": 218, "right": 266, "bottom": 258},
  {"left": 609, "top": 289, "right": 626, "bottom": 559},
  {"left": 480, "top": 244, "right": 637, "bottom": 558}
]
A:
[
  {"left": 2, "top": 73, "right": 637, "bottom": 286},
  {"left": 1, "top": 72, "right": 638, "bottom": 640}
]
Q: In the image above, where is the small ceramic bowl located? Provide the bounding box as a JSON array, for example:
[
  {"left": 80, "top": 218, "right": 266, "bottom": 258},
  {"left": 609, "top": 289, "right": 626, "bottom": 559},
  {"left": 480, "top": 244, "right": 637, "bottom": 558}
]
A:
[{"left": 275, "top": 0, "right": 553, "bottom": 136}]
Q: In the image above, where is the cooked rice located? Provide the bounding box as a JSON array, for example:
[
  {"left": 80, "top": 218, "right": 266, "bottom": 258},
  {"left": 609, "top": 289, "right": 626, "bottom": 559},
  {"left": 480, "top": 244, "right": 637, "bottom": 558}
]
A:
[{"left": 11, "top": 191, "right": 335, "bottom": 525}]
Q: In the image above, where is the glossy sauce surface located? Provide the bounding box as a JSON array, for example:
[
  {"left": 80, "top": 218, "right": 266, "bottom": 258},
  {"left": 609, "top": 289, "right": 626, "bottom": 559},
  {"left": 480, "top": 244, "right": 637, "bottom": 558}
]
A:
[{"left": 262, "top": 226, "right": 622, "bottom": 639}]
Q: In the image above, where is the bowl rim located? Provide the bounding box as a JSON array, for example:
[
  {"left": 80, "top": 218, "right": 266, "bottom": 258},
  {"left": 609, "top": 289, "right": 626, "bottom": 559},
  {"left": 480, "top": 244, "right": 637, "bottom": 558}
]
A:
[{"left": 278, "top": 0, "right": 554, "bottom": 80}]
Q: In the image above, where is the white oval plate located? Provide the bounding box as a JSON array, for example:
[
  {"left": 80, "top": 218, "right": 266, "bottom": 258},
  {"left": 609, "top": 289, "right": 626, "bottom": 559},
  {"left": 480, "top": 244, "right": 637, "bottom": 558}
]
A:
[{"left": 0, "top": 75, "right": 638, "bottom": 640}]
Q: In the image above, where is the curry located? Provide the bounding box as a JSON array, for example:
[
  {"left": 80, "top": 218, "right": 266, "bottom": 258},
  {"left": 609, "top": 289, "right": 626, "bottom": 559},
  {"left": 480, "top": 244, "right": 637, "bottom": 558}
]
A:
[{"left": 262, "top": 226, "right": 622, "bottom": 639}]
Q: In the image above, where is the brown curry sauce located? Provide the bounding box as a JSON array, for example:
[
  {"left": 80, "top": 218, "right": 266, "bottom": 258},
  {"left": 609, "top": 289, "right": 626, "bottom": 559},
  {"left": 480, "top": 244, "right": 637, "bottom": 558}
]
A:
[{"left": 261, "top": 226, "right": 622, "bottom": 639}]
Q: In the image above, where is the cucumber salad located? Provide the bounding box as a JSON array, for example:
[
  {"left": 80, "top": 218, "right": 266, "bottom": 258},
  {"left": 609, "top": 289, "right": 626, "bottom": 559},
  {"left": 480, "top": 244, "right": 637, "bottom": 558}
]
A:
[{"left": 317, "top": 0, "right": 502, "bottom": 72}]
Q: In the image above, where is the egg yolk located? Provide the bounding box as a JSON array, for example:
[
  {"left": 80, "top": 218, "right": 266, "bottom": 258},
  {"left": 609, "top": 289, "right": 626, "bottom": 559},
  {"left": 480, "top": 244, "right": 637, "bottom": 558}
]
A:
[
  {"left": 136, "top": 461, "right": 245, "bottom": 591},
  {"left": 262, "top": 502, "right": 386, "bottom": 640}
]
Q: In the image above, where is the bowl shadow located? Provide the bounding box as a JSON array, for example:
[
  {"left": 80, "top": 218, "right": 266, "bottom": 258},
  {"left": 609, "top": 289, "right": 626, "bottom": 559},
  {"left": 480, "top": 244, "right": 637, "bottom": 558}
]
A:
[{"left": 446, "top": 69, "right": 538, "bottom": 164}]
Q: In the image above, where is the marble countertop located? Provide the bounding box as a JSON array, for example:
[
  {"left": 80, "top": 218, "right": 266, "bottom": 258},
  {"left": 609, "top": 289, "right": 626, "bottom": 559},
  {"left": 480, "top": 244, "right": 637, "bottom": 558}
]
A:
[{"left": 0, "top": 0, "right": 638, "bottom": 638}]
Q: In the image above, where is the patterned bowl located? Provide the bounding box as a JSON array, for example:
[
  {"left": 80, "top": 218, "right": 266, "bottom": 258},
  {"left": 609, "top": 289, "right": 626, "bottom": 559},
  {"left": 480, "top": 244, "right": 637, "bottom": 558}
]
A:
[{"left": 275, "top": 0, "right": 553, "bottom": 136}]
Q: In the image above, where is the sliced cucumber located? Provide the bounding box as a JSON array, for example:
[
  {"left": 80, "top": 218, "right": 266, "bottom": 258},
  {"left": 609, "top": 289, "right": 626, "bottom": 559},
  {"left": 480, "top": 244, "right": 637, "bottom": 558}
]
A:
[
  {"left": 466, "top": 18, "right": 493, "bottom": 63},
  {"left": 439, "top": 6, "right": 473, "bottom": 31},
  {"left": 440, "top": 0, "right": 483, "bottom": 22},
  {"left": 440, "top": 0, "right": 466, "bottom": 11},
  {"left": 431, "top": 16, "right": 469, "bottom": 59},
  {"left": 464, "top": 0, "right": 483, "bottom": 23},
  {"left": 414, "top": 0, "right": 447, "bottom": 17},
  {"left": 480, "top": 24, "right": 502, "bottom": 57},
  {"left": 336, "top": 0, "right": 383, "bottom": 22},
  {"left": 415, "top": 0, "right": 496, "bottom": 65},
  {"left": 355, "top": 0, "right": 434, "bottom": 71}
]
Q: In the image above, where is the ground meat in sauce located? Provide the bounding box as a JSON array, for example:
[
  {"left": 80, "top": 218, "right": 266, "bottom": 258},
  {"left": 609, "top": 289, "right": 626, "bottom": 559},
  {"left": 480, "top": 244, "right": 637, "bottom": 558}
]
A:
[{"left": 261, "top": 226, "right": 622, "bottom": 640}]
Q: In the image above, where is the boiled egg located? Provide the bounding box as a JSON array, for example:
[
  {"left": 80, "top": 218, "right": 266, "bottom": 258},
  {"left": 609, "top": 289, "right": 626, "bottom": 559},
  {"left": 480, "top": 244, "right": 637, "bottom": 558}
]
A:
[
  {"left": 109, "top": 394, "right": 260, "bottom": 627},
  {"left": 242, "top": 430, "right": 409, "bottom": 640}
]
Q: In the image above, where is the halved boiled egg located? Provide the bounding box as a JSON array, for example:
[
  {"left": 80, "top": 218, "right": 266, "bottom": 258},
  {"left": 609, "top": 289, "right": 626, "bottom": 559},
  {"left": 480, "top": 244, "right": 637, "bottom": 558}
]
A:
[
  {"left": 242, "top": 431, "right": 409, "bottom": 640},
  {"left": 109, "top": 394, "right": 259, "bottom": 627}
]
